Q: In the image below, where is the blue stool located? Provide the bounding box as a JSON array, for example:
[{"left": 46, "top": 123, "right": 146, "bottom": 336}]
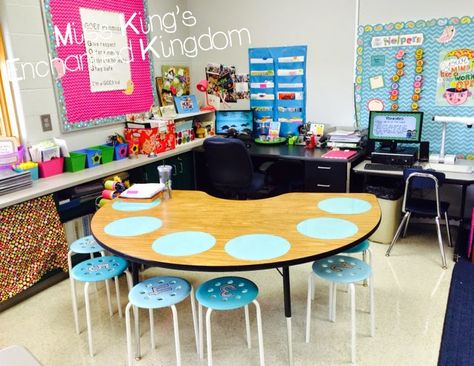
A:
[
  {"left": 68, "top": 235, "right": 114, "bottom": 334},
  {"left": 125, "top": 276, "right": 198, "bottom": 366},
  {"left": 305, "top": 255, "right": 374, "bottom": 364},
  {"left": 310, "top": 240, "right": 372, "bottom": 302},
  {"left": 196, "top": 276, "right": 265, "bottom": 366},
  {"left": 70, "top": 255, "right": 131, "bottom": 356}
]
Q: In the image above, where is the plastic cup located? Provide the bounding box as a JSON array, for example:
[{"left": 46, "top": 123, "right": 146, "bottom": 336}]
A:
[{"left": 157, "top": 165, "right": 172, "bottom": 184}]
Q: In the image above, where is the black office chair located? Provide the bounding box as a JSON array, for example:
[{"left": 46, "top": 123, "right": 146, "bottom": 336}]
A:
[
  {"left": 385, "top": 168, "right": 452, "bottom": 269},
  {"left": 203, "top": 137, "right": 272, "bottom": 199}
]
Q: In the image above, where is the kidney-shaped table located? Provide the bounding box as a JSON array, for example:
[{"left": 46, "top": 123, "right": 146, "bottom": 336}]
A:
[{"left": 91, "top": 190, "right": 381, "bottom": 365}]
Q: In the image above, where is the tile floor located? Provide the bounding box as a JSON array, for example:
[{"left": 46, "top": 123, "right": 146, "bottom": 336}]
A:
[{"left": 0, "top": 225, "right": 454, "bottom": 366}]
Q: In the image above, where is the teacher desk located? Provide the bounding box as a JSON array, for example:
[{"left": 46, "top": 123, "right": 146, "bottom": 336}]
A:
[{"left": 91, "top": 190, "right": 381, "bottom": 365}]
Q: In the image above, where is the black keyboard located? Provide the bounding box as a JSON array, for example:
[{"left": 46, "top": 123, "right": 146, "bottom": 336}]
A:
[{"left": 364, "top": 163, "right": 407, "bottom": 171}]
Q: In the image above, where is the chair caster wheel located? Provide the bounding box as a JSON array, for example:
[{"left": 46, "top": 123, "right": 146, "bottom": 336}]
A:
[
  {"left": 135, "top": 357, "right": 141, "bottom": 361},
  {"left": 385, "top": 253, "right": 390, "bottom": 257}
]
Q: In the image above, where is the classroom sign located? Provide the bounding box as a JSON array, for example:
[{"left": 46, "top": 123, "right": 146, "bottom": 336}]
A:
[{"left": 436, "top": 49, "right": 474, "bottom": 107}]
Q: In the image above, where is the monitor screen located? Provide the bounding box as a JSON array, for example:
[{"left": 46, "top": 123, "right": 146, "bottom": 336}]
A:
[
  {"left": 215, "top": 111, "right": 253, "bottom": 135},
  {"left": 368, "top": 111, "right": 423, "bottom": 144}
]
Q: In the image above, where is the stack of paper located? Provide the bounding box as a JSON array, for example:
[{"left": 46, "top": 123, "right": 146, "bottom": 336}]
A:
[
  {"left": 0, "top": 169, "right": 33, "bottom": 196},
  {"left": 327, "top": 130, "right": 362, "bottom": 148}
]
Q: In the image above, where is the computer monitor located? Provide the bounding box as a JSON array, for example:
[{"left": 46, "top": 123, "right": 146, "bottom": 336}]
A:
[
  {"left": 368, "top": 111, "right": 423, "bottom": 152},
  {"left": 215, "top": 110, "right": 254, "bottom": 135}
]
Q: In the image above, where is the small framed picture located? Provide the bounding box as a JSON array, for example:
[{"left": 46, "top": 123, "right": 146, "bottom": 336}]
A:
[
  {"left": 174, "top": 95, "right": 200, "bottom": 114},
  {"left": 160, "top": 105, "right": 177, "bottom": 118}
]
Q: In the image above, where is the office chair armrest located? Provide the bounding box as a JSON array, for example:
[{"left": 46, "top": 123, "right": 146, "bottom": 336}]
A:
[{"left": 257, "top": 161, "right": 275, "bottom": 174}]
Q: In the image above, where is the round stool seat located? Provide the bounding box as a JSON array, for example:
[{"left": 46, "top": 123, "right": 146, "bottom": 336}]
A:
[
  {"left": 70, "top": 235, "right": 104, "bottom": 254},
  {"left": 71, "top": 256, "right": 128, "bottom": 282},
  {"left": 196, "top": 276, "right": 258, "bottom": 310},
  {"left": 312, "top": 255, "right": 371, "bottom": 284},
  {"left": 128, "top": 276, "right": 191, "bottom": 309},
  {"left": 343, "top": 239, "right": 369, "bottom": 254}
]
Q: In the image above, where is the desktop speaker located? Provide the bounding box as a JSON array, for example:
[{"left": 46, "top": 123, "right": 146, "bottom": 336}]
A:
[{"left": 419, "top": 141, "right": 429, "bottom": 162}]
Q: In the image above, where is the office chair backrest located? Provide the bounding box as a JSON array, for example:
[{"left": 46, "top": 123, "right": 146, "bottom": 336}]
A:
[{"left": 203, "top": 137, "right": 254, "bottom": 190}]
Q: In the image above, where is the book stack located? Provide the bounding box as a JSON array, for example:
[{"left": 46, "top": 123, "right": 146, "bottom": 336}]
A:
[
  {"left": 0, "top": 169, "right": 33, "bottom": 196},
  {"left": 327, "top": 130, "right": 362, "bottom": 149}
]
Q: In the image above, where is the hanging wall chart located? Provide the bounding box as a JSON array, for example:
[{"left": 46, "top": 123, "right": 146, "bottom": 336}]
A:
[
  {"left": 355, "top": 16, "right": 474, "bottom": 155},
  {"left": 42, "top": 0, "right": 157, "bottom": 132}
]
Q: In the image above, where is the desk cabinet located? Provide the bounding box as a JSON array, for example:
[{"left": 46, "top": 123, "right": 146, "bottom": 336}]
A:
[
  {"left": 143, "top": 151, "right": 194, "bottom": 190},
  {"left": 304, "top": 160, "right": 349, "bottom": 193}
]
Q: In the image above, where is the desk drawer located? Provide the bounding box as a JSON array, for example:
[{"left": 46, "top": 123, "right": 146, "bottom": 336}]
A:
[{"left": 305, "top": 161, "right": 347, "bottom": 192}]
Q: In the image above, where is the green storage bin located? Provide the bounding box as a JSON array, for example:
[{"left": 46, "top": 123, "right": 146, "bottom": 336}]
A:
[
  {"left": 64, "top": 152, "right": 86, "bottom": 172},
  {"left": 91, "top": 145, "right": 114, "bottom": 164}
]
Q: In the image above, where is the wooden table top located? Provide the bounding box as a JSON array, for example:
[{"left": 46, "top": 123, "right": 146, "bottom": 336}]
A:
[{"left": 91, "top": 190, "right": 381, "bottom": 271}]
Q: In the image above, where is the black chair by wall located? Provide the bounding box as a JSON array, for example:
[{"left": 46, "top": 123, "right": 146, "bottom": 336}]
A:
[
  {"left": 385, "top": 168, "right": 452, "bottom": 269},
  {"left": 203, "top": 137, "right": 273, "bottom": 199}
]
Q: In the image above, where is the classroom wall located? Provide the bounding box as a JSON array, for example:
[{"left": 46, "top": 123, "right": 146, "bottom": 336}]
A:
[
  {"left": 1, "top": 0, "right": 473, "bottom": 148},
  {"left": 186, "top": 0, "right": 474, "bottom": 128},
  {"left": 0, "top": 0, "right": 189, "bottom": 150}
]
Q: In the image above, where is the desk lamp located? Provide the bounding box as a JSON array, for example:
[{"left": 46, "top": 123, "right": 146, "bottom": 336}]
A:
[
  {"left": 430, "top": 116, "right": 474, "bottom": 164},
  {"left": 196, "top": 80, "right": 215, "bottom": 111}
]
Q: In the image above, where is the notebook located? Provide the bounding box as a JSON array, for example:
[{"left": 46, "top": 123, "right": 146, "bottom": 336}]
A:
[
  {"left": 321, "top": 150, "right": 357, "bottom": 159},
  {"left": 119, "top": 183, "right": 165, "bottom": 199}
]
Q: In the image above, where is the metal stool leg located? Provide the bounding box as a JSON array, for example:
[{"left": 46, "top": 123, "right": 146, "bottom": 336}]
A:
[
  {"left": 349, "top": 283, "right": 356, "bottom": 364},
  {"left": 369, "top": 274, "right": 375, "bottom": 337},
  {"left": 134, "top": 305, "right": 141, "bottom": 360},
  {"left": 331, "top": 283, "right": 337, "bottom": 323},
  {"left": 84, "top": 282, "right": 94, "bottom": 357},
  {"left": 311, "top": 272, "right": 316, "bottom": 301},
  {"left": 199, "top": 304, "right": 204, "bottom": 359},
  {"left": 101, "top": 251, "right": 113, "bottom": 316},
  {"left": 149, "top": 309, "right": 155, "bottom": 350},
  {"left": 435, "top": 216, "right": 448, "bottom": 269},
  {"left": 305, "top": 272, "right": 313, "bottom": 343},
  {"left": 244, "top": 305, "right": 252, "bottom": 349},
  {"left": 205, "top": 308, "right": 214, "bottom": 366},
  {"left": 362, "top": 248, "right": 372, "bottom": 287},
  {"left": 114, "top": 276, "right": 122, "bottom": 318},
  {"left": 68, "top": 251, "right": 80, "bottom": 335},
  {"left": 189, "top": 287, "right": 199, "bottom": 354},
  {"left": 125, "top": 303, "right": 133, "bottom": 366},
  {"left": 386, "top": 212, "right": 410, "bottom": 256},
  {"left": 253, "top": 300, "right": 265, "bottom": 366},
  {"left": 171, "top": 305, "right": 182, "bottom": 366}
]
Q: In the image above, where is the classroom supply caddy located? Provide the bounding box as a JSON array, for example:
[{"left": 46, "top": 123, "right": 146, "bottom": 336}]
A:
[
  {"left": 124, "top": 121, "right": 176, "bottom": 155},
  {"left": 249, "top": 45, "right": 307, "bottom": 137}
]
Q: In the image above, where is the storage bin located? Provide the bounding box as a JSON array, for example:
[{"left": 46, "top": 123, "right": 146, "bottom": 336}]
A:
[
  {"left": 64, "top": 152, "right": 86, "bottom": 172},
  {"left": 91, "top": 145, "right": 114, "bottom": 164},
  {"left": 0, "top": 145, "right": 24, "bottom": 170},
  {"left": 108, "top": 143, "right": 128, "bottom": 160},
  {"left": 39, "top": 157, "right": 64, "bottom": 178},
  {"left": 75, "top": 148, "right": 102, "bottom": 168}
]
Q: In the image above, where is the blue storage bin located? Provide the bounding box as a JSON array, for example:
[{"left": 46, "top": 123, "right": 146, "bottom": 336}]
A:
[{"left": 74, "top": 148, "right": 102, "bottom": 168}]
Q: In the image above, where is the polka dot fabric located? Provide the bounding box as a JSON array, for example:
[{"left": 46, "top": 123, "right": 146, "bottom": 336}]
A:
[{"left": 0, "top": 195, "right": 68, "bottom": 302}]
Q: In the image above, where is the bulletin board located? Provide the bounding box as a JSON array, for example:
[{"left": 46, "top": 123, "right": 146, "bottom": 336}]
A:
[
  {"left": 355, "top": 16, "right": 474, "bottom": 155},
  {"left": 42, "top": 0, "right": 157, "bottom": 132}
]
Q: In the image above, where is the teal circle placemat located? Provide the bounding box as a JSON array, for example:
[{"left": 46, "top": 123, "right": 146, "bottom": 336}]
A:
[
  {"left": 297, "top": 218, "right": 358, "bottom": 239},
  {"left": 317, "top": 197, "right": 372, "bottom": 215},
  {"left": 152, "top": 231, "right": 216, "bottom": 256},
  {"left": 225, "top": 234, "right": 291, "bottom": 261},
  {"left": 104, "top": 216, "right": 162, "bottom": 237},
  {"left": 112, "top": 199, "right": 161, "bottom": 212}
]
